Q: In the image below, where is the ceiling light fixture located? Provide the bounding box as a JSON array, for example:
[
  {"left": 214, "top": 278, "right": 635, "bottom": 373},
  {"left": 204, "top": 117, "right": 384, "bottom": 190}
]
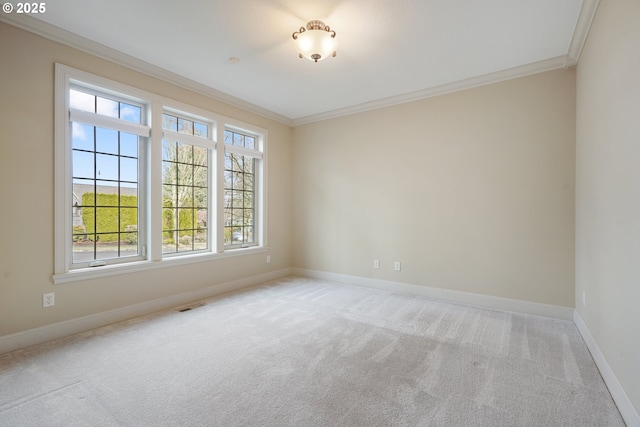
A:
[{"left": 292, "top": 20, "right": 337, "bottom": 63}]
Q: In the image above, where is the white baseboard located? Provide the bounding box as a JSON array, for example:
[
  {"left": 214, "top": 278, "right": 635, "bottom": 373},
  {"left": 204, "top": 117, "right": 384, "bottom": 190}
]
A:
[
  {"left": 0, "top": 268, "right": 292, "bottom": 355},
  {"left": 3, "top": 266, "right": 636, "bottom": 425},
  {"left": 574, "top": 311, "right": 640, "bottom": 427},
  {"left": 295, "top": 269, "right": 640, "bottom": 425},
  {"left": 292, "top": 268, "right": 574, "bottom": 320}
]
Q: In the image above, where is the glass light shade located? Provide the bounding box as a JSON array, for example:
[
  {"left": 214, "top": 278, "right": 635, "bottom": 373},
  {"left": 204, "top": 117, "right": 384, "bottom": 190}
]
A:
[{"left": 294, "top": 29, "right": 338, "bottom": 62}]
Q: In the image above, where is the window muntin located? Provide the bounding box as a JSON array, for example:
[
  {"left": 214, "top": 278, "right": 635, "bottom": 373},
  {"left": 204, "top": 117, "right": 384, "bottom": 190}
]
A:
[
  {"left": 70, "top": 89, "right": 142, "bottom": 123},
  {"left": 162, "top": 113, "right": 210, "bottom": 255},
  {"left": 55, "top": 65, "right": 267, "bottom": 282},
  {"left": 223, "top": 129, "right": 260, "bottom": 248},
  {"left": 69, "top": 88, "right": 146, "bottom": 267},
  {"left": 226, "top": 129, "right": 256, "bottom": 149},
  {"left": 224, "top": 152, "right": 254, "bottom": 246}
]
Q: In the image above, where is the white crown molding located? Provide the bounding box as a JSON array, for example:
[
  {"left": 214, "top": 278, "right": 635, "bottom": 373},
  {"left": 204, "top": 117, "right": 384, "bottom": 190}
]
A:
[
  {"left": 293, "top": 0, "right": 600, "bottom": 126},
  {"left": 568, "top": 0, "right": 600, "bottom": 63},
  {"left": 1, "top": 2, "right": 597, "bottom": 129},
  {"left": 0, "top": 14, "right": 294, "bottom": 127},
  {"left": 292, "top": 55, "right": 572, "bottom": 126}
]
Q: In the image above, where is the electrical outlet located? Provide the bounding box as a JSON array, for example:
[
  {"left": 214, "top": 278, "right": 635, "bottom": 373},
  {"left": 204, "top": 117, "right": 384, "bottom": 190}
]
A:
[
  {"left": 582, "top": 291, "right": 586, "bottom": 307},
  {"left": 373, "top": 259, "right": 380, "bottom": 269},
  {"left": 266, "top": 255, "right": 271, "bottom": 264},
  {"left": 394, "top": 261, "right": 401, "bottom": 271},
  {"left": 43, "top": 292, "right": 55, "bottom": 308}
]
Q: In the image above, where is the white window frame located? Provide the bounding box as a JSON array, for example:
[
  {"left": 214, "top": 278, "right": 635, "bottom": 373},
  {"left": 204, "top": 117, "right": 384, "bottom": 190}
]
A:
[
  {"left": 67, "top": 95, "right": 150, "bottom": 269},
  {"left": 160, "top": 109, "right": 215, "bottom": 257},
  {"left": 54, "top": 64, "right": 267, "bottom": 285},
  {"left": 223, "top": 126, "right": 264, "bottom": 249}
]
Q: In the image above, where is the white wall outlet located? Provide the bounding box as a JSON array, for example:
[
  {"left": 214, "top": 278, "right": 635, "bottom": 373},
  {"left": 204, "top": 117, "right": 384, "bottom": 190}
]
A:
[
  {"left": 43, "top": 292, "right": 55, "bottom": 308},
  {"left": 394, "top": 261, "right": 401, "bottom": 271},
  {"left": 266, "top": 255, "right": 271, "bottom": 264},
  {"left": 373, "top": 259, "right": 380, "bottom": 269},
  {"left": 582, "top": 291, "right": 586, "bottom": 306}
]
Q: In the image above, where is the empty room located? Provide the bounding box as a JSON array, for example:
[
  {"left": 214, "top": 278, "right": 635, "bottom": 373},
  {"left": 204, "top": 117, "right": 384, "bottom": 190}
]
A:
[{"left": 0, "top": 0, "right": 638, "bottom": 425}]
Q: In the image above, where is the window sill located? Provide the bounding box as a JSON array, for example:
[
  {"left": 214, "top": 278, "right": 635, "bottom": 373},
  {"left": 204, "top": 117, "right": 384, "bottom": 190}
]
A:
[{"left": 52, "top": 246, "right": 268, "bottom": 285}]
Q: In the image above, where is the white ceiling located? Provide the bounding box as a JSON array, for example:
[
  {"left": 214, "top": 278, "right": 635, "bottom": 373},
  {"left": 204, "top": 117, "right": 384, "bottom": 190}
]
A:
[{"left": 3, "top": 0, "right": 596, "bottom": 125}]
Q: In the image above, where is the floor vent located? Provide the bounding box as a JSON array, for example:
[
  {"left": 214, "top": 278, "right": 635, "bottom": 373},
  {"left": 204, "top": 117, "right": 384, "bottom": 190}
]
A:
[{"left": 177, "top": 303, "right": 205, "bottom": 312}]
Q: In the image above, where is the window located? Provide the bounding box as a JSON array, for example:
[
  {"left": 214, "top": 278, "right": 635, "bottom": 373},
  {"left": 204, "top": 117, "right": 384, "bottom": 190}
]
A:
[
  {"left": 162, "top": 113, "right": 210, "bottom": 254},
  {"left": 224, "top": 130, "right": 258, "bottom": 247},
  {"left": 69, "top": 88, "right": 148, "bottom": 267},
  {"left": 54, "top": 65, "right": 266, "bottom": 283}
]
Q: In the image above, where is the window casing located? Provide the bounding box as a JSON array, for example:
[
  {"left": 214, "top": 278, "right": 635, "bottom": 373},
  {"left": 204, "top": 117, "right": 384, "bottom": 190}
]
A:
[
  {"left": 224, "top": 129, "right": 262, "bottom": 248},
  {"left": 161, "top": 113, "right": 211, "bottom": 255},
  {"left": 68, "top": 87, "right": 149, "bottom": 268},
  {"left": 54, "top": 64, "right": 267, "bottom": 283}
]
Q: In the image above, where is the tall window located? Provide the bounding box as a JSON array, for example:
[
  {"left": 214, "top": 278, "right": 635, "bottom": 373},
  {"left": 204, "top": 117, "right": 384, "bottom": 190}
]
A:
[
  {"left": 55, "top": 65, "right": 266, "bottom": 283},
  {"left": 224, "top": 129, "right": 261, "bottom": 248},
  {"left": 162, "top": 113, "right": 210, "bottom": 254},
  {"left": 69, "top": 87, "right": 148, "bottom": 267}
]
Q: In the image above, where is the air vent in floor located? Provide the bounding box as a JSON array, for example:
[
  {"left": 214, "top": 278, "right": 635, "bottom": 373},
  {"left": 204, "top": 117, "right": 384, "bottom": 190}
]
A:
[{"left": 177, "top": 303, "right": 205, "bottom": 312}]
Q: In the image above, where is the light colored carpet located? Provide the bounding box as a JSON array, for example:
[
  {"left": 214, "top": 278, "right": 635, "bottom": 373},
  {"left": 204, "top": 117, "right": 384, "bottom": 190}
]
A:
[{"left": 0, "top": 276, "right": 624, "bottom": 426}]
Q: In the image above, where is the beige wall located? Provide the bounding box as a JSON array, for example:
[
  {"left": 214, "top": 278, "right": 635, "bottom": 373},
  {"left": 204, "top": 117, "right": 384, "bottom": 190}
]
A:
[
  {"left": 293, "top": 69, "right": 576, "bottom": 307},
  {"left": 576, "top": 0, "right": 640, "bottom": 416},
  {"left": 3, "top": 3, "right": 637, "bottom": 418},
  {"left": 0, "top": 19, "right": 576, "bottom": 339},
  {"left": 0, "top": 22, "right": 293, "bottom": 336}
]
